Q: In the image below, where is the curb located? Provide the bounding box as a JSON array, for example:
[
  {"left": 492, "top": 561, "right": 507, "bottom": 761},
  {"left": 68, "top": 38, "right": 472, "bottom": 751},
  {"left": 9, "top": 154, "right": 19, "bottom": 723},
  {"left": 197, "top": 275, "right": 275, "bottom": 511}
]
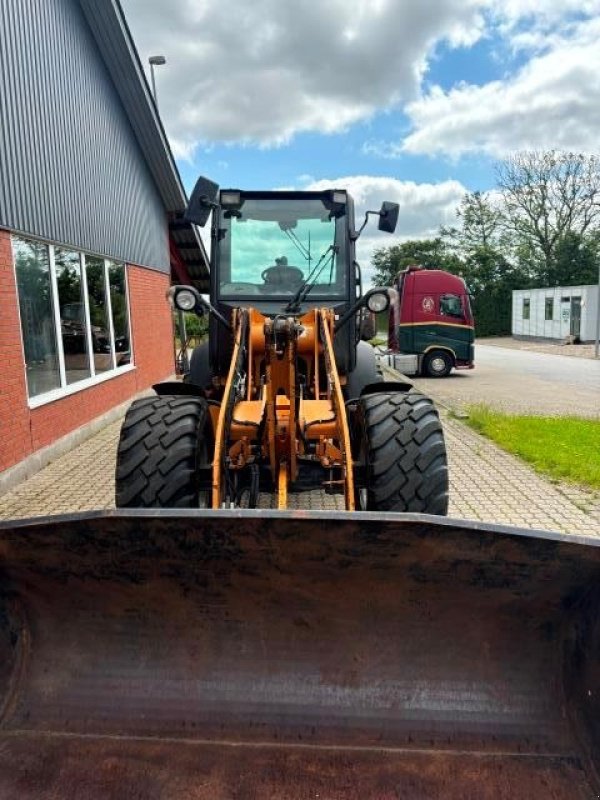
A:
[{"left": 379, "top": 363, "right": 467, "bottom": 417}]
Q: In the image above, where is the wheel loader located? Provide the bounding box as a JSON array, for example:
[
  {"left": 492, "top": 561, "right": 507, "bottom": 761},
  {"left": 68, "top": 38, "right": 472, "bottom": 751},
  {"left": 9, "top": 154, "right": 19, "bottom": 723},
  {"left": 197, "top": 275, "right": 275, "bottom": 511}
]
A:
[
  {"left": 0, "top": 180, "right": 597, "bottom": 799},
  {"left": 115, "top": 178, "right": 448, "bottom": 514}
]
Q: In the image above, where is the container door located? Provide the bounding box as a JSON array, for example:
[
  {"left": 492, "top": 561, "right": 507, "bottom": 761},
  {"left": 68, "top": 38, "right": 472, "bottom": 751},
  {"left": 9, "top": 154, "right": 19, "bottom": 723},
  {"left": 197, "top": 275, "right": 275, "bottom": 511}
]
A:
[
  {"left": 570, "top": 297, "right": 582, "bottom": 338},
  {"left": 560, "top": 297, "right": 571, "bottom": 338}
]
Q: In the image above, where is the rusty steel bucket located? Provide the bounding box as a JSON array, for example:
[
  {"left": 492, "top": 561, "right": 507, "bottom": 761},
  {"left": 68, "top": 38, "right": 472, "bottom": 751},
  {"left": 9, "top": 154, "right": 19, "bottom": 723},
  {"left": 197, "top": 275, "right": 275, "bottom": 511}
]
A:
[{"left": 0, "top": 510, "right": 598, "bottom": 799}]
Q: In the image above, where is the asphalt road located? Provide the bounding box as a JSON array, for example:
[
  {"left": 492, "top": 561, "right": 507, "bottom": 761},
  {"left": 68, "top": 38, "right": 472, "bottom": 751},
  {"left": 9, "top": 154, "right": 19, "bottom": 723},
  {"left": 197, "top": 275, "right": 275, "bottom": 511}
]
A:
[{"left": 411, "top": 344, "right": 600, "bottom": 417}]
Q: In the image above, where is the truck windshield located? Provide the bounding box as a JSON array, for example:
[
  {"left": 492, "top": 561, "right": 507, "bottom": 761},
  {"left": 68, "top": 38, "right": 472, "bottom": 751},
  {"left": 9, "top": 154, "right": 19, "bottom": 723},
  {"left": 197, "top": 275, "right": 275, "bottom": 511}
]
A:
[{"left": 217, "top": 197, "right": 346, "bottom": 300}]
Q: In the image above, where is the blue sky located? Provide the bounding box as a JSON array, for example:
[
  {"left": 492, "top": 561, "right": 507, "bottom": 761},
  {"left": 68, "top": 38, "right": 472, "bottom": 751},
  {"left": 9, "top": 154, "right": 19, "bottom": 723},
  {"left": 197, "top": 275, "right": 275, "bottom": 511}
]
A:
[
  {"left": 122, "top": 0, "right": 600, "bottom": 276},
  {"left": 172, "top": 26, "right": 515, "bottom": 194}
]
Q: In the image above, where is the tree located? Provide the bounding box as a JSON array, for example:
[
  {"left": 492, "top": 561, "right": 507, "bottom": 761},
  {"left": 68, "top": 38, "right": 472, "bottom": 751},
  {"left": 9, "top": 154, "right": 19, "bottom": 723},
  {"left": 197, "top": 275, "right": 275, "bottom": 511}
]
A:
[
  {"left": 461, "top": 248, "right": 529, "bottom": 336},
  {"left": 441, "top": 191, "right": 529, "bottom": 335},
  {"left": 496, "top": 151, "right": 600, "bottom": 284},
  {"left": 371, "top": 238, "right": 462, "bottom": 286},
  {"left": 441, "top": 191, "right": 504, "bottom": 253},
  {"left": 551, "top": 231, "right": 599, "bottom": 287}
]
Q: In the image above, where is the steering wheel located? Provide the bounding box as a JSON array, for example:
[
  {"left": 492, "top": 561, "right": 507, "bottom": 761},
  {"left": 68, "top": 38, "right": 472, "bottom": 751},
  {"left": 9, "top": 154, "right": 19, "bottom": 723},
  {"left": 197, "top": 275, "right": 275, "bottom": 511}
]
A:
[{"left": 261, "top": 265, "right": 304, "bottom": 285}]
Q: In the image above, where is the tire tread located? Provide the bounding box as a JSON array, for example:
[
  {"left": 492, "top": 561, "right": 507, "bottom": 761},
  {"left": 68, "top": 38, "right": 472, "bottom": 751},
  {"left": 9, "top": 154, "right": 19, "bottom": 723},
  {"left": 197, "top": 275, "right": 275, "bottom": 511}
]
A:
[
  {"left": 357, "top": 391, "right": 449, "bottom": 514},
  {"left": 115, "top": 396, "right": 208, "bottom": 508}
]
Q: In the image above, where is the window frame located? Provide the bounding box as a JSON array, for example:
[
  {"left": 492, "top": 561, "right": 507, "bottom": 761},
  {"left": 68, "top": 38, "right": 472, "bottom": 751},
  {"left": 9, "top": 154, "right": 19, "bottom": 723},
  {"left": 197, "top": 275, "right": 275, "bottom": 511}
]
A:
[
  {"left": 544, "top": 297, "right": 554, "bottom": 321},
  {"left": 12, "top": 234, "right": 135, "bottom": 409},
  {"left": 522, "top": 298, "right": 531, "bottom": 320}
]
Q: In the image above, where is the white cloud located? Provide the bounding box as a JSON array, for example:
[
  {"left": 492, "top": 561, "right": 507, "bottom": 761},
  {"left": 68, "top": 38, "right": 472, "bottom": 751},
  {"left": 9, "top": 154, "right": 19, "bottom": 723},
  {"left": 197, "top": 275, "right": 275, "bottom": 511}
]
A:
[
  {"left": 307, "top": 176, "right": 467, "bottom": 284},
  {"left": 401, "top": 16, "right": 600, "bottom": 158},
  {"left": 121, "top": 0, "right": 488, "bottom": 155},
  {"left": 122, "top": 1, "right": 600, "bottom": 174},
  {"left": 492, "top": 0, "right": 600, "bottom": 28}
]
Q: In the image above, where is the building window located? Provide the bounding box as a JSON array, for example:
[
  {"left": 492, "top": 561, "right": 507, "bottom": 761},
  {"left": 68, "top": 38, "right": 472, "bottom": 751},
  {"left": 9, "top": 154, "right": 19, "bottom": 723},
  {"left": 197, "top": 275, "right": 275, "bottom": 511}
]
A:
[
  {"left": 13, "top": 235, "right": 133, "bottom": 404},
  {"left": 86, "top": 256, "right": 114, "bottom": 374},
  {"left": 523, "top": 298, "right": 530, "bottom": 320},
  {"left": 109, "top": 261, "right": 131, "bottom": 366},
  {"left": 545, "top": 297, "right": 554, "bottom": 321},
  {"left": 55, "top": 247, "right": 92, "bottom": 385},
  {"left": 13, "top": 238, "right": 61, "bottom": 398}
]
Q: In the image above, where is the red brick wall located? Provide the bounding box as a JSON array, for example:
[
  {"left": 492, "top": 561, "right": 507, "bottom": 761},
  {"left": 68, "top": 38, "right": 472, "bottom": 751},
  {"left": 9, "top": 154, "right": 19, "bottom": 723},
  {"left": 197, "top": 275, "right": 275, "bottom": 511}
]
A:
[
  {"left": 0, "top": 230, "right": 32, "bottom": 469},
  {"left": 0, "top": 228, "right": 174, "bottom": 472},
  {"left": 127, "top": 265, "right": 175, "bottom": 390}
]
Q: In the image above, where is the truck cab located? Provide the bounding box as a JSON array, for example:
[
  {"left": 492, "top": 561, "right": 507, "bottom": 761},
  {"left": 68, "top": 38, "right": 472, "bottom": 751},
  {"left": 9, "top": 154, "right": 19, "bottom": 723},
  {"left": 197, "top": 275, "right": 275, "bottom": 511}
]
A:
[{"left": 386, "top": 265, "right": 474, "bottom": 377}]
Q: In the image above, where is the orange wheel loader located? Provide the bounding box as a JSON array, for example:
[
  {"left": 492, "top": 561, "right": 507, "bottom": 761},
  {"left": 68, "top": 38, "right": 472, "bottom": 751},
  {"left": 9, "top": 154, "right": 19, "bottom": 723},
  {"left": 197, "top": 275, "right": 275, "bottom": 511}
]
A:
[{"left": 0, "top": 179, "right": 597, "bottom": 799}]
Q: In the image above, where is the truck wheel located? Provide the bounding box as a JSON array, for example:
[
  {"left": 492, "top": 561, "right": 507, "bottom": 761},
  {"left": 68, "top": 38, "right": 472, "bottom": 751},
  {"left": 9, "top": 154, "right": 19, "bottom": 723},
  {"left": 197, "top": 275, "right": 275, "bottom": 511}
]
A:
[
  {"left": 115, "top": 396, "right": 211, "bottom": 508},
  {"left": 422, "top": 349, "right": 453, "bottom": 378},
  {"left": 354, "top": 392, "right": 449, "bottom": 515}
]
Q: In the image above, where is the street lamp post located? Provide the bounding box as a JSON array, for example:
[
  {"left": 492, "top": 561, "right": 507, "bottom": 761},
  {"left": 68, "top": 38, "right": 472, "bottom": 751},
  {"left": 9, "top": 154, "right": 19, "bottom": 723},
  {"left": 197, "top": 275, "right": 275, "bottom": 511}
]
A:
[
  {"left": 148, "top": 55, "right": 189, "bottom": 373},
  {"left": 148, "top": 54, "right": 166, "bottom": 103}
]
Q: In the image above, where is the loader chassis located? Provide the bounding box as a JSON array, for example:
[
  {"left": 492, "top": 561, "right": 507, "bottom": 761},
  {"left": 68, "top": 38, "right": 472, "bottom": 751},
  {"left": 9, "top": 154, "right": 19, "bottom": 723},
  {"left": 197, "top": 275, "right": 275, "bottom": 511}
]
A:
[{"left": 212, "top": 306, "right": 354, "bottom": 509}]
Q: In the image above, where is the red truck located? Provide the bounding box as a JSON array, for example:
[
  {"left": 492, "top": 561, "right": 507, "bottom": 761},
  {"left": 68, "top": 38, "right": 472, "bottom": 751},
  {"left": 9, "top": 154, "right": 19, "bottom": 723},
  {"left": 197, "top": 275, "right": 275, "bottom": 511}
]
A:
[{"left": 384, "top": 265, "right": 474, "bottom": 377}]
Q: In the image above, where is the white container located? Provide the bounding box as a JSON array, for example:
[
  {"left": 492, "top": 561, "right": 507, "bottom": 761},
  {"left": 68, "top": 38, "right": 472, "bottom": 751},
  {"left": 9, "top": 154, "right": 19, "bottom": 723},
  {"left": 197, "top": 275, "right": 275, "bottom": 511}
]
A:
[{"left": 512, "top": 284, "right": 598, "bottom": 341}]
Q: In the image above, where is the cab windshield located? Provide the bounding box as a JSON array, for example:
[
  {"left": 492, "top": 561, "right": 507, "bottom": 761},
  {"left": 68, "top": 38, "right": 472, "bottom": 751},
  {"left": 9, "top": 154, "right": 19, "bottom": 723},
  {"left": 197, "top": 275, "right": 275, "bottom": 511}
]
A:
[{"left": 217, "top": 196, "right": 347, "bottom": 300}]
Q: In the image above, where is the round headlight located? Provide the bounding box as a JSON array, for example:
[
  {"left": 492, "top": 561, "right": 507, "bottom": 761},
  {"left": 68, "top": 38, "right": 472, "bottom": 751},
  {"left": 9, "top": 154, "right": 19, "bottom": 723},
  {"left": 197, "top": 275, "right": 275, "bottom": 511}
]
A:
[
  {"left": 174, "top": 288, "right": 197, "bottom": 312},
  {"left": 366, "top": 291, "right": 389, "bottom": 313}
]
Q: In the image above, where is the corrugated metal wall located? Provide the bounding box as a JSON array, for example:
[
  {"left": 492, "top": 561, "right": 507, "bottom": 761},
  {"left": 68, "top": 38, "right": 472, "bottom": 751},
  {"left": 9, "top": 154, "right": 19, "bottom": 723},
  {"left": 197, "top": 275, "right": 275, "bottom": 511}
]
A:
[{"left": 0, "top": 0, "right": 169, "bottom": 271}]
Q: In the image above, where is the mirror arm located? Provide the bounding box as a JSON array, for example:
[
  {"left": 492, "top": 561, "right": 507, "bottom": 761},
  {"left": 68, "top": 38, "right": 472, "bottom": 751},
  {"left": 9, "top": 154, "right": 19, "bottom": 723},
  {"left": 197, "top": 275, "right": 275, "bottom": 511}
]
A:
[
  {"left": 208, "top": 304, "right": 232, "bottom": 333},
  {"left": 334, "top": 287, "right": 394, "bottom": 334},
  {"left": 352, "top": 210, "right": 379, "bottom": 241}
]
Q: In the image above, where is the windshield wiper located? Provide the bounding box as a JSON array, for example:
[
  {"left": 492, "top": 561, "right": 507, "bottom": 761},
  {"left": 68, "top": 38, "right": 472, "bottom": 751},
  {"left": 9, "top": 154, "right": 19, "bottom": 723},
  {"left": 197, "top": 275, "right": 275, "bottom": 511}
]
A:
[
  {"left": 282, "top": 227, "right": 311, "bottom": 264},
  {"left": 284, "top": 245, "right": 336, "bottom": 313}
]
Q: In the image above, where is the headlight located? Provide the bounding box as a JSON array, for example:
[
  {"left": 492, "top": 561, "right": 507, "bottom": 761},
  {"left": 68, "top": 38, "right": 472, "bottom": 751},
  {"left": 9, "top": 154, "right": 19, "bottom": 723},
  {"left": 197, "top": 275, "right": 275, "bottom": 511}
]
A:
[
  {"left": 174, "top": 288, "right": 197, "bottom": 312},
  {"left": 366, "top": 291, "right": 390, "bottom": 313}
]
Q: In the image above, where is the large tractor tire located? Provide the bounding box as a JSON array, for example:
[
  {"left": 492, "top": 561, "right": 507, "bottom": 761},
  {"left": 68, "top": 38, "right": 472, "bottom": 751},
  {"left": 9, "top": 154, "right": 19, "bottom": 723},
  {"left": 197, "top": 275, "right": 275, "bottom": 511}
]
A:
[
  {"left": 115, "top": 395, "right": 211, "bottom": 508},
  {"left": 354, "top": 391, "right": 449, "bottom": 514}
]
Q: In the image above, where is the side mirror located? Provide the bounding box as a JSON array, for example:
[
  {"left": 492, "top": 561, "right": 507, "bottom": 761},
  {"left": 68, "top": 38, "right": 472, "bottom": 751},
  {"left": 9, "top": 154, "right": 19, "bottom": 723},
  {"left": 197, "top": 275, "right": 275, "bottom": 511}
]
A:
[
  {"left": 378, "top": 201, "right": 399, "bottom": 234},
  {"left": 185, "top": 176, "right": 220, "bottom": 227}
]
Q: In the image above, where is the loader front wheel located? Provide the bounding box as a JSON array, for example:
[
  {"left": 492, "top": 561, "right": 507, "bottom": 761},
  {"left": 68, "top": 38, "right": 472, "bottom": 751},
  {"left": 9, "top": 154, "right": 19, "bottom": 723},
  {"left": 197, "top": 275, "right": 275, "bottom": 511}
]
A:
[
  {"left": 354, "top": 392, "right": 449, "bottom": 515},
  {"left": 115, "top": 396, "right": 211, "bottom": 508}
]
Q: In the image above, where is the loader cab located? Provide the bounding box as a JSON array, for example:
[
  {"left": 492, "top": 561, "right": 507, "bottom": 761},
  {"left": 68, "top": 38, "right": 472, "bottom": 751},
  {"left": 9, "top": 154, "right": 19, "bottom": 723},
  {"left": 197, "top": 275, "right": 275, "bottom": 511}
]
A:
[
  {"left": 209, "top": 189, "right": 359, "bottom": 375},
  {"left": 211, "top": 189, "right": 352, "bottom": 309}
]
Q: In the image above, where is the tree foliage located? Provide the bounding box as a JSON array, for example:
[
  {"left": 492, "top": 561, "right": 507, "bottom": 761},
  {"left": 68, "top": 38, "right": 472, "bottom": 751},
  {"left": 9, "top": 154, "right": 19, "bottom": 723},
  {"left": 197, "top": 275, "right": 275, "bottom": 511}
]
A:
[
  {"left": 371, "top": 238, "right": 461, "bottom": 286},
  {"left": 370, "top": 150, "right": 600, "bottom": 338},
  {"left": 441, "top": 191, "right": 504, "bottom": 253},
  {"left": 496, "top": 151, "right": 600, "bottom": 284}
]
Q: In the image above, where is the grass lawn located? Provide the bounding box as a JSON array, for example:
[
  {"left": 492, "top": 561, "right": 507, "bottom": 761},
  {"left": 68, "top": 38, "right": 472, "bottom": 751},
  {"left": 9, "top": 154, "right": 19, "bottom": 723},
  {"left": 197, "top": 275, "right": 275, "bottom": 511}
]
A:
[{"left": 464, "top": 406, "right": 600, "bottom": 489}]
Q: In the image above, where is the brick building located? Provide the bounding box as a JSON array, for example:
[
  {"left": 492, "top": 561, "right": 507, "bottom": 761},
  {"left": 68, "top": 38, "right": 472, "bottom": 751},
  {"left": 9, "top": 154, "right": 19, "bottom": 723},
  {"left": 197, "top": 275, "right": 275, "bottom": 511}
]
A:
[{"left": 0, "top": 0, "right": 208, "bottom": 480}]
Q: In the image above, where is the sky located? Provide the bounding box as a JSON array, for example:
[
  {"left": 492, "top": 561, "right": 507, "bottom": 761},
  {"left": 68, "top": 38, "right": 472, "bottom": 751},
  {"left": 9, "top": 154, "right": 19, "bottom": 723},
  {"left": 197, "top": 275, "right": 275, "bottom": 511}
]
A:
[{"left": 121, "top": 0, "right": 600, "bottom": 280}]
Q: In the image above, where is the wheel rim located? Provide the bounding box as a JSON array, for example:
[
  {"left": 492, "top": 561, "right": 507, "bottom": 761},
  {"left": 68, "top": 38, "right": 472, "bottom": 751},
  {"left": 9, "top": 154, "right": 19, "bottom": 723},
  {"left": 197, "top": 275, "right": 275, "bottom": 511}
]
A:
[{"left": 430, "top": 356, "right": 447, "bottom": 374}]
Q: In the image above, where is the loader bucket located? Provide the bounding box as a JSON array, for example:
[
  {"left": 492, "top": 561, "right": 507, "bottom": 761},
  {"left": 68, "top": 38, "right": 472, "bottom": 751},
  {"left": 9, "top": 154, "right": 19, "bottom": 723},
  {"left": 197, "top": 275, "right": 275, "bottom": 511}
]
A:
[{"left": 0, "top": 510, "right": 598, "bottom": 799}]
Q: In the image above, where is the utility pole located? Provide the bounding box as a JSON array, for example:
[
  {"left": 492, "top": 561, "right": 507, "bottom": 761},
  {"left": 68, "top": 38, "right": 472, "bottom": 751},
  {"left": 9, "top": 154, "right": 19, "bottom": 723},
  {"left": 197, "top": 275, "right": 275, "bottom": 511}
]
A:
[{"left": 595, "top": 258, "right": 600, "bottom": 358}]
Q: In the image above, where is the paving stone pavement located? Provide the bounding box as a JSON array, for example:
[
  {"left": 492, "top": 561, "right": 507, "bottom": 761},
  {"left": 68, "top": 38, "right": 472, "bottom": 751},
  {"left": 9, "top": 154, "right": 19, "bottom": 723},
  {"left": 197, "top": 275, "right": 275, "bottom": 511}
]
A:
[{"left": 0, "top": 412, "right": 598, "bottom": 536}]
